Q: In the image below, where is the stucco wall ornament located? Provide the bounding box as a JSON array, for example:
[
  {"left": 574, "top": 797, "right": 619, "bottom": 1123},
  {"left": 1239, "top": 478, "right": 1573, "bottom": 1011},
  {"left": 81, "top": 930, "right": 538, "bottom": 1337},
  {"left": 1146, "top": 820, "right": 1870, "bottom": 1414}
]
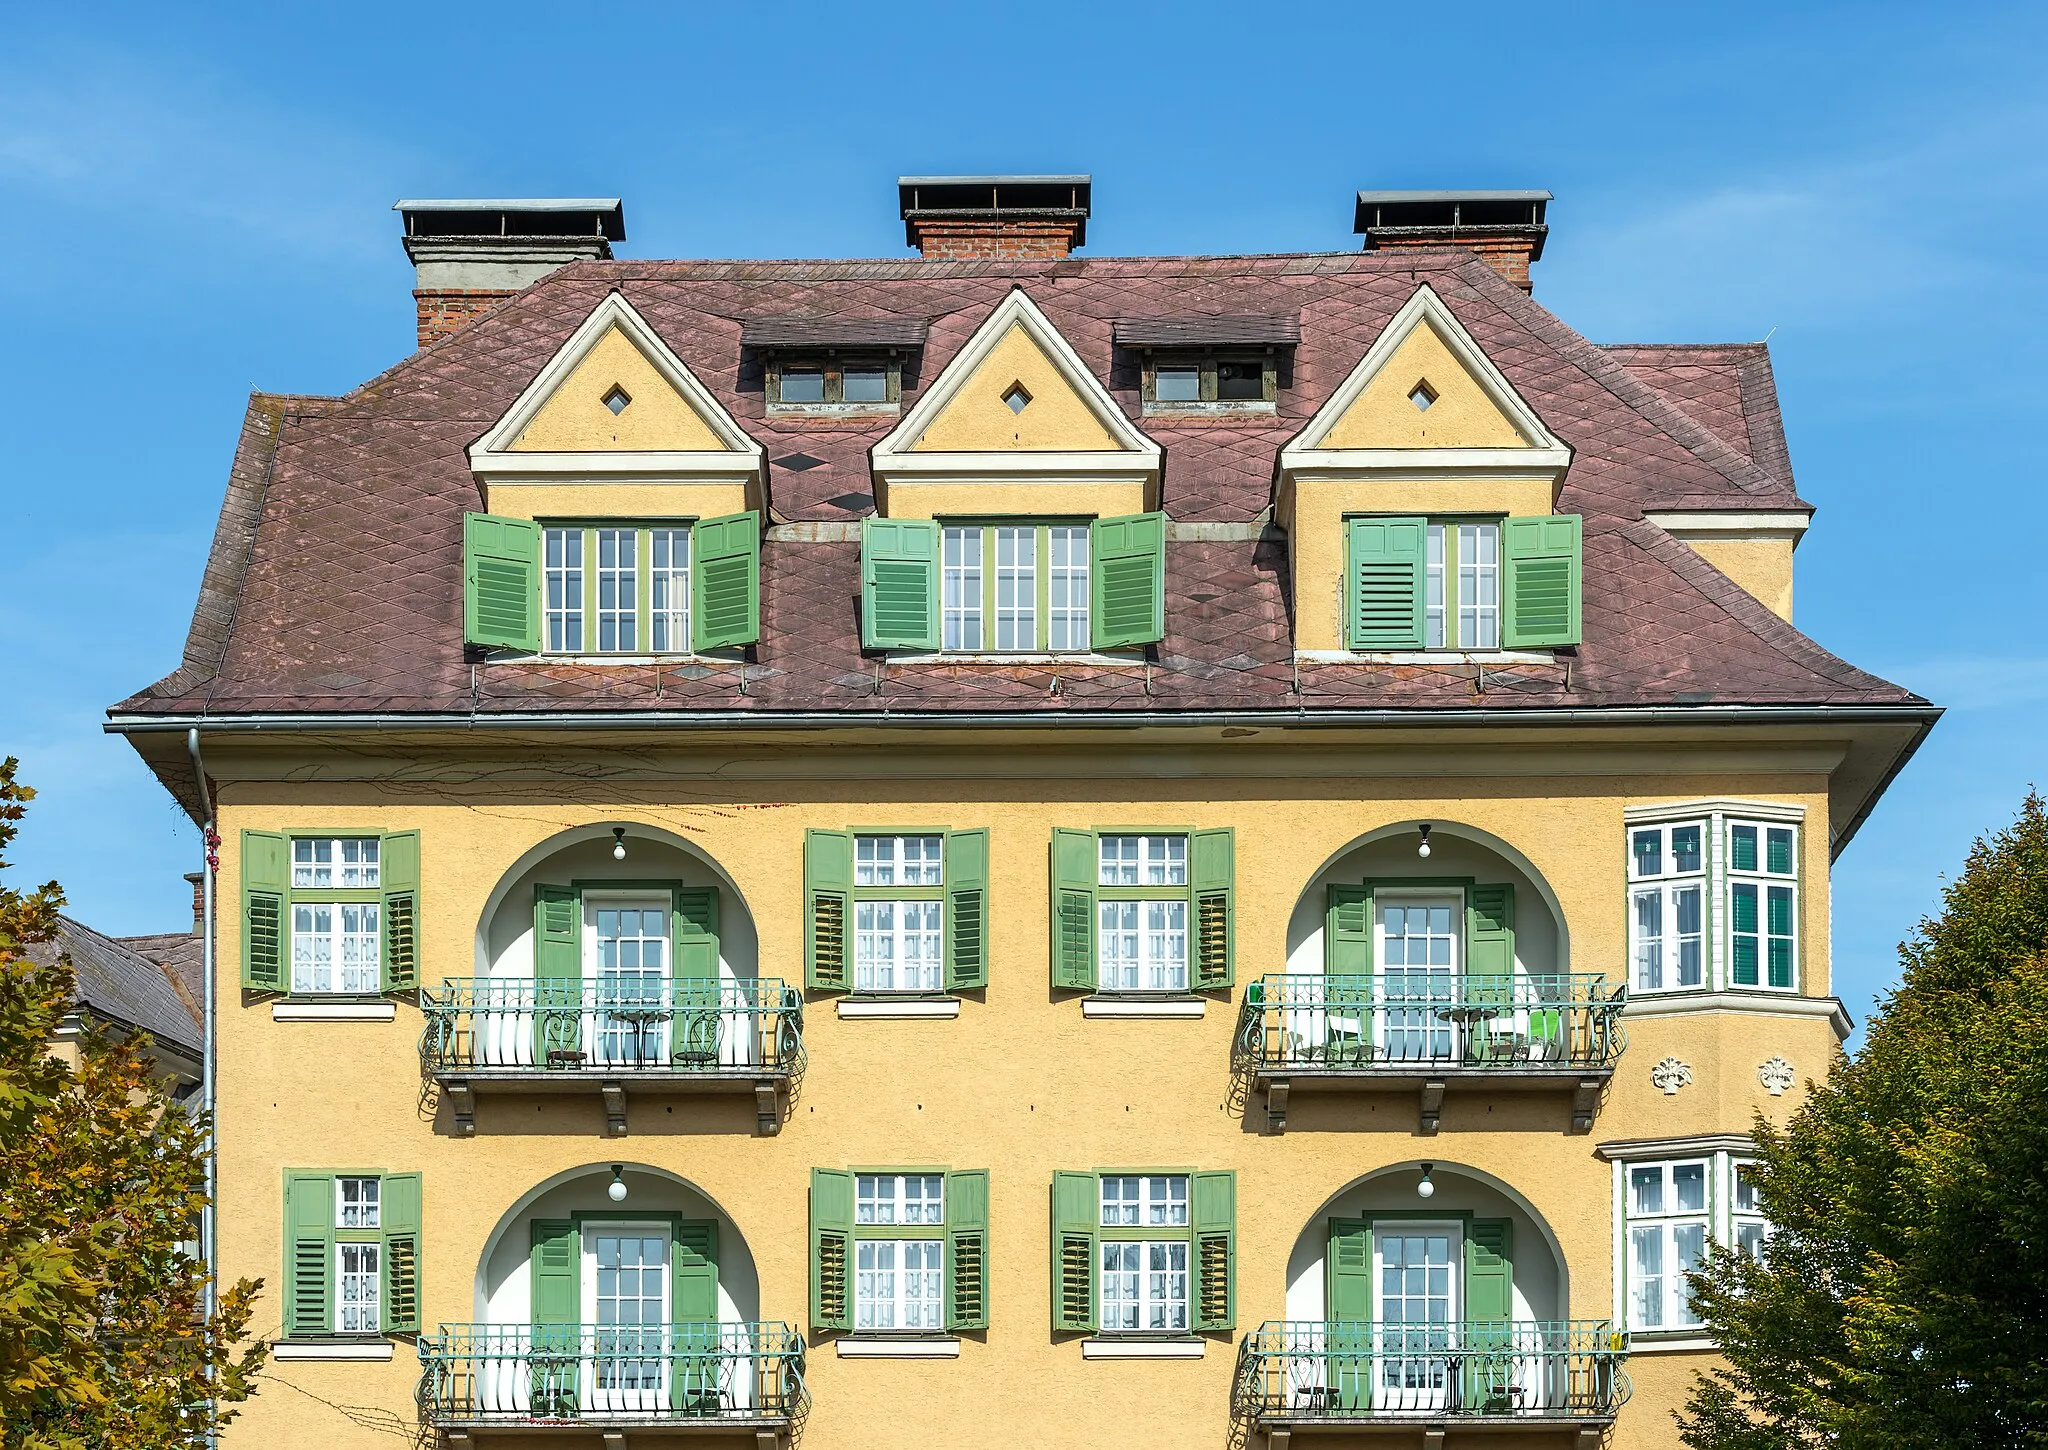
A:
[
  {"left": 1758, "top": 1056, "right": 1796, "bottom": 1096},
  {"left": 1650, "top": 1056, "right": 1694, "bottom": 1095}
]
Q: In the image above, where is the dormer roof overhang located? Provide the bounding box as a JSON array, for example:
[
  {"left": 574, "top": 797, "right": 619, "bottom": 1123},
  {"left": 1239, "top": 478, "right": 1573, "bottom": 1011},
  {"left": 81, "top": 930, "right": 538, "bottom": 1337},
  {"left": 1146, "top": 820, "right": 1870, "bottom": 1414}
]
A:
[{"left": 468, "top": 290, "right": 766, "bottom": 491}]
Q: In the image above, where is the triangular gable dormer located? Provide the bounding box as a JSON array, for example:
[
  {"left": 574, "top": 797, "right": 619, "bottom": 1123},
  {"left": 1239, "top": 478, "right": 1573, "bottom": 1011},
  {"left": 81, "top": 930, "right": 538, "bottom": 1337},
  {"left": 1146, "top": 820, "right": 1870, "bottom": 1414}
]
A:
[
  {"left": 469, "top": 292, "right": 764, "bottom": 510},
  {"left": 1280, "top": 283, "right": 1571, "bottom": 482},
  {"left": 871, "top": 288, "right": 1161, "bottom": 515}
]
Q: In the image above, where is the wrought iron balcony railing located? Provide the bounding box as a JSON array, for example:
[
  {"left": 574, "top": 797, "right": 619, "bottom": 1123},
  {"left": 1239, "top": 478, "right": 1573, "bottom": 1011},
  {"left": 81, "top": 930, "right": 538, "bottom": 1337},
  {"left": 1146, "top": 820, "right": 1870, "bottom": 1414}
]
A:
[
  {"left": 1234, "top": 974, "right": 1627, "bottom": 1075},
  {"left": 1233, "top": 1320, "right": 1630, "bottom": 1422},
  {"left": 421, "top": 978, "right": 804, "bottom": 1077},
  {"left": 417, "top": 1322, "right": 806, "bottom": 1426}
]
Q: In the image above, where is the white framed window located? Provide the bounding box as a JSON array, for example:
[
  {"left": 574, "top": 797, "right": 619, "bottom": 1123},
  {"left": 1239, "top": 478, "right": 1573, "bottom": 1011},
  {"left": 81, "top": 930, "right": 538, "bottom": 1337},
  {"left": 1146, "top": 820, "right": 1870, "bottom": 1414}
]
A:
[
  {"left": 942, "top": 527, "right": 984, "bottom": 651},
  {"left": 1625, "top": 1160, "right": 1709, "bottom": 1331},
  {"left": 1731, "top": 1160, "right": 1769, "bottom": 1259},
  {"left": 336, "top": 1241, "right": 380, "bottom": 1333},
  {"left": 1048, "top": 525, "right": 1090, "bottom": 651},
  {"left": 1096, "top": 836, "right": 1189, "bottom": 992},
  {"left": 649, "top": 528, "right": 690, "bottom": 652},
  {"left": 939, "top": 522, "right": 1095, "bottom": 654},
  {"left": 1100, "top": 1174, "right": 1188, "bottom": 1227},
  {"left": 1629, "top": 820, "right": 1706, "bottom": 993},
  {"left": 994, "top": 526, "right": 1037, "bottom": 650},
  {"left": 1099, "top": 1239, "right": 1188, "bottom": 1331},
  {"left": 852, "top": 836, "right": 944, "bottom": 994},
  {"left": 290, "top": 901, "right": 380, "bottom": 994},
  {"left": 1424, "top": 520, "right": 1501, "bottom": 650},
  {"left": 857, "top": 1173, "right": 945, "bottom": 1225},
  {"left": 1728, "top": 820, "right": 1798, "bottom": 991},
  {"left": 336, "top": 1176, "right": 381, "bottom": 1228},
  {"left": 1376, "top": 896, "right": 1460, "bottom": 1061},
  {"left": 856, "top": 1238, "right": 945, "bottom": 1331},
  {"left": 544, "top": 526, "right": 584, "bottom": 653},
  {"left": 595, "top": 527, "right": 638, "bottom": 653},
  {"left": 292, "top": 837, "right": 379, "bottom": 889},
  {"left": 581, "top": 1222, "right": 670, "bottom": 1403}
]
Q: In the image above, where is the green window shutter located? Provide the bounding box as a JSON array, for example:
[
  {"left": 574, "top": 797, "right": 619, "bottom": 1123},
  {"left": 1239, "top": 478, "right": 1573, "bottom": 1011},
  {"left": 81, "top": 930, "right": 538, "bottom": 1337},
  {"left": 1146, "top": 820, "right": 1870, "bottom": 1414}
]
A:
[
  {"left": 1191, "top": 827, "right": 1235, "bottom": 989},
  {"left": 1192, "top": 1170, "right": 1236, "bottom": 1331},
  {"left": 1502, "top": 514, "right": 1582, "bottom": 647},
  {"left": 810, "top": 1169, "right": 853, "bottom": 1333},
  {"left": 1051, "top": 1170, "right": 1098, "bottom": 1334},
  {"left": 946, "top": 1169, "right": 990, "bottom": 1331},
  {"left": 1466, "top": 884, "right": 1516, "bottom": 977},
  {"left": 533, "top": 885, "right": 580, "bottom": 1064},
  {"left": 1049, "top": 828, "right": 1097, "bottom": 992},
  {"left": 671, "top": 1218, "right": 722, "bottom": 1412},
  {"left": 945, "top": 829, "right": 989, "bottom": 991},
  {"left": 380, "top": 1171, "right": 422, "bottom": 1335},
  {"left": 1325, "top": 1218, "right": 1374, "bottom": 1410},
  {"left": 1466, "top": 1218, "right": 1514, "bottom": 1321},
  {"left": 1347, "top": 516, "right": 1426, "bottom": 650},
  {"left": 241, "top": 830, "right": 289, "bottom": 992},
  {"left": 1325, "top": 885, "right": 1374, "bottom": 972},
  {"left": 529, "top": 1218, "right": 578, "bottom": 1329},
  {"left": 463, "top": 512, "right": 540, "bottom": 652},
  {"left": 860, "top": 518, "right": 940, "bottom": 650},
  {"left": 691, "top": 511, "right": 760, "bottom": 651},
  {"left": 380, "top": 830, "right": 420, "bottom": 994},
  {"left": 671, "top": 887, "right": 720, "bottom": 982},
  {"left": 804, "top": 830, "right": 853, "bottom": 992},
  {"left": 283, "top": 1171, "right": 334, "bottom": 1336},
  {"left": 1090, "top": 511, "right": 1166, "bottom": 649}
]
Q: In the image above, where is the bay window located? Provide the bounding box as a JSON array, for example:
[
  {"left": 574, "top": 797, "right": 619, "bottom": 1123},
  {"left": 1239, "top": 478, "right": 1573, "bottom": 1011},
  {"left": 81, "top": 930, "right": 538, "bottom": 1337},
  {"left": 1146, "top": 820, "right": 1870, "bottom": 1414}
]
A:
[{"left": 1623, "top": 807, "right": 1802, "bottom": 994}]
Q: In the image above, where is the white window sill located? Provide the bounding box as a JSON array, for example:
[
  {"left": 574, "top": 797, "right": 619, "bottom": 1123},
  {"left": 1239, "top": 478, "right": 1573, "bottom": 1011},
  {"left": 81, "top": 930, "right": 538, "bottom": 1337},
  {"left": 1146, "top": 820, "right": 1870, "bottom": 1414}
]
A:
[
  {"left": 835, "top": 1336, "right": 961, "bottom": 1358},
  {"left": 1626, "top": 1334, "right": 1717, "bottom": 1354},
  {"left": 1143, "top": 401, "right": 1278, "bottom": 418},
  {"left": 1081, "top": 1337, "right": 1205, "bottom": 1359},
  {"left": 837, "top": 998, "right": 961, "bottom": 1020},
  {"left": 883, "top": 652, "right": 1146, "bottom": 666},
  {"left": 1296, "top": 649, "right": 1556, "bottom": 665},
  {"left": 768, "top": 402, "right": 900, "bottom": 419},
  {"left": 1082, "top": 997, "right": 1205, "bottom": 1019},
  {"left": 272, "top": 1002, "right": 396, "bottom": 1023},
  {"left": 271, "top": 1338, "right": 394, "bottom": 1361}
]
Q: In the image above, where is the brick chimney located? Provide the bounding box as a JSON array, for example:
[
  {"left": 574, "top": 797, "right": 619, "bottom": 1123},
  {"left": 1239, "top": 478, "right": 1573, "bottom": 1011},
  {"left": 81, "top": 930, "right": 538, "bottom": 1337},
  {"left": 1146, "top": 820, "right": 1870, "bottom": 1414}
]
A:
[
  {"left": 184, "top": 871, "right": 206, "bottom": 934},
  {"left": 396, "top": 199, "right": 625, "bottom": 346},
  {"left": 898, "top": 176, "right": 1090, "bottom": 261},
  {"left": 1354, "top": 190, "right": 1551, "bottom": 292}
]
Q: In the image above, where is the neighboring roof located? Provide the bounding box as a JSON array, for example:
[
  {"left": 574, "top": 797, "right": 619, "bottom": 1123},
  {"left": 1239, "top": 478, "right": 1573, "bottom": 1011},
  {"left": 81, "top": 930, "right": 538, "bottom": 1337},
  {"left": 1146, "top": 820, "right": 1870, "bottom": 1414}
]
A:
[
  {"left": 30, "top": 916, "right": 202, "bottom": 1058},
  {"left": 1111, "top": 314, "right": 1302, "bottom": 348},
  {"left": 1600, "top": 343, "right": 1796, "bottom": 492},
  {"left": 113, "top": 246, "right": 1922, "bottom": 726},
  {"left": 118, "top": 931, "right": 204, "bottom": 1022},
  {"left": 739, "top": 315, "right": 930, "bottom": 350}
]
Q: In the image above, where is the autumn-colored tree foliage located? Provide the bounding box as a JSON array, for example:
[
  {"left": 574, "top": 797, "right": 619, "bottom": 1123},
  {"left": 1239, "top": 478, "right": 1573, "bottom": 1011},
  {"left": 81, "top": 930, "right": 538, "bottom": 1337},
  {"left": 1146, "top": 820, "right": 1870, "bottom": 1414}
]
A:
[
  {"left": 0, "top": 759, "right": 265, "bottom": 1447},
  {"left": 1680, "top": 792, "right": 2048, "bottom": 1450}
]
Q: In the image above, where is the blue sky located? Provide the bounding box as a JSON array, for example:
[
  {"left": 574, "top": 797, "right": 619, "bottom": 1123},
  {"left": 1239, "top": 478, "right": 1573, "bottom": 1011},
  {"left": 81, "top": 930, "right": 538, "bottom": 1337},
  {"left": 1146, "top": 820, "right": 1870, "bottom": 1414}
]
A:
[{"left": 2, "top": 1, "right": 2042, "bottom": 1032}]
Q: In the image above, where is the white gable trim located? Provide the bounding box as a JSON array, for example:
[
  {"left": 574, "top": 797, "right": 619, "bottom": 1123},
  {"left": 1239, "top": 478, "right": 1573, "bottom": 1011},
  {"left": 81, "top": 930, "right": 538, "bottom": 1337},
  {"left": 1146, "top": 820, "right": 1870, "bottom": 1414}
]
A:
[
  {"left": 1280, "top": 283, "right": 1572, "bottom": 480},
  {"left": 871, "top": 287, "right": 1160, "bottom": 504},
  {"left": 469, "top": 291, "right": 765, "bottom": 488}
]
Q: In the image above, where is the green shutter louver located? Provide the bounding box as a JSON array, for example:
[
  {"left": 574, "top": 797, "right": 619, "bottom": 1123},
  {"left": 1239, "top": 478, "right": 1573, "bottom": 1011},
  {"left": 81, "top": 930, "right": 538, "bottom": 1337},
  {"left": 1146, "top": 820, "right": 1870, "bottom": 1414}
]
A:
[
  {"left": 1090, "top": 512, "right": 1166, "bottom": 649},
  {"left": 1462, "top": 1217, "right": 1516, "bottom": 1410},
  {"left": 1503, "top": 514, "right": 1582, "bottom": 647},
  {"left": 1048, "top": 829, "right": 1097, "bottom": 992},
  {"left": 691, "top": 511, "right": 760, "bottom": 650},
  {"left": 671, "top": 1219, "right": 721, "bottom": 1412},
  {"left": 532, "top": 885, "right": 580, "bottom": 1064},
  {"left": 1192, "top": 1170, "right": 1236, "bottom": 1331},
  {"left": 1466, "top": 884, "right": 1516, "bottom": 976},
  {"left": 380, "top": 830, "right": 420, "bottom": 994},
  {"left": 241, "top": 830, "right": 289, "bottom": 992},
  {"left": 810, "top": 1169, "right": 853, "bottom": 1333},
  {"left": 380, "top": 1171, "right": 422, "bottom": 1335},
  {"left": 1347, "top": 516, "right": 1427, "bottom": 650},
  {"left": 283, "top": 1170, "right": 334, "bottom": 1336},
  {"left": 804, "top": 830, "right": 853, "bottom": 992},
  {"left": 945, "top": 829, "right": 989, "bottom": 991},
  {"left": 1191, "top": 827, "right": 1235, "bottom": 989},
  {"left": 1051, "top": 1171, "right": 1098, "bottom": 1334},
  {"left": 860, "top": 518, "right": 940, "bottom": 651},
  {"left": 527, "top": 1217, "right": 580, "bottom": 1413},
  {"left": 463, "top": 512, "right": 541, "bottom": 652},
  {"left": 946, "top": 1169, "right": 990, "bottom": 1331},
  {"left": 672, "top": 887, "right": 720, "bottom": 1064},
  {"left": 1325, "top": 1218, "right": 1374, "bottom": 1410},
  {"left": 1325, "top": 885, "right": 1374, "bottom": 973}
]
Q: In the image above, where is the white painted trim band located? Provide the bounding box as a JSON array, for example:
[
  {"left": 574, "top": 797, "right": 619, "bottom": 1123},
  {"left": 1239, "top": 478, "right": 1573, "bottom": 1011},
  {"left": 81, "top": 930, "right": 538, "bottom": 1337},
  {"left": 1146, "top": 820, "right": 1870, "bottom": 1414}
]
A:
[
  {"left": 1624, "top": 990, "right": 1850, "bottom": 1040},
  {"left": 270, "top": 1339, "right": 394, "bottom": 1361},
  {"left": 836, "top": 999, "right": 961, "bottom": 1020},
  {"left": 1297, "top": 649, "right": 1555, "bottom": 665},
  {"left": 1623, "top": 798, "right": 1807, "bottom": 824},
  {"left": 1082, "top": 998, "right": 1206, "bottom": 1019},
  {"left": 1081, "top": 1337, "right": 1205, "bottom": 1359},
  {"left": 836, "top": 1337, "right": 961, "bottom": 1358},
  {"left": 1644, "top": 510, "right": 1811, "bottom": 535},
  {"left": 272, "top": 1002, "right": 397, "bottom": 1023}
]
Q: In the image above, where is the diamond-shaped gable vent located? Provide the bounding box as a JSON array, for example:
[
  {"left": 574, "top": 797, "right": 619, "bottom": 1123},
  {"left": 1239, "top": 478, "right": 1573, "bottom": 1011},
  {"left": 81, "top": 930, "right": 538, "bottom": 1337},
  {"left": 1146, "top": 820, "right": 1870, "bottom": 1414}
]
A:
[{"left": 774, "top": 452, "right": 827, "bottom": 472}]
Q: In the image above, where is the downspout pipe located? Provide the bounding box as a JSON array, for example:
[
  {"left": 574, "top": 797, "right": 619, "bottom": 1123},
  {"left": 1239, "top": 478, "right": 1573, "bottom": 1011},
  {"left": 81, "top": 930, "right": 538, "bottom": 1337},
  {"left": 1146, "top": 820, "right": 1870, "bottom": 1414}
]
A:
[{"left": 187, "top": 727, "right": 218, "bottom": 1449}]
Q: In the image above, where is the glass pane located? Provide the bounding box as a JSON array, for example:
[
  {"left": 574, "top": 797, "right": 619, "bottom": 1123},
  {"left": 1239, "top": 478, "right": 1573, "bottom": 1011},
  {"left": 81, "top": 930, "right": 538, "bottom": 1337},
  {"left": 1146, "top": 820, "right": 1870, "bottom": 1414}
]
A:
[
  {"left": 1424, "top": 524, "right": 1446, "bottom": 650},
  {"left": 843, "top": 366, "right": 887, "bottom": 403},
  {"left": 1673, "top": 1162, "right": 1707, "bottom": 1213},
  {"left": 1630, "top": 1166, "right": 1664, "bottom": 1215},
  {"left": 1632, "top": 889, "right": 1664, "bottom": 991},
  {"left": 941, "top": 527, "right": 983, "bottom": 651},
  {"left": 1632, "top": 829, "right": 1663, "bottom": 879},
  {"left": 1766, "top": 827, "right": 1795, "bottom": 875},
  {"left": 780, "top": 367, "right": 824, "bottom": 403},
  {"left": 1730, "top": 824, "right": 1759, "bottom": 873},
  {"left": 1217, "top": 359, "right": 1264, "bottom": 400},
  {"left": 1671, "top": 824, "right": 1702, "bottom": 874},
  {"left": 1155, "top": 365, "right": 1200, "bottom": 402}
]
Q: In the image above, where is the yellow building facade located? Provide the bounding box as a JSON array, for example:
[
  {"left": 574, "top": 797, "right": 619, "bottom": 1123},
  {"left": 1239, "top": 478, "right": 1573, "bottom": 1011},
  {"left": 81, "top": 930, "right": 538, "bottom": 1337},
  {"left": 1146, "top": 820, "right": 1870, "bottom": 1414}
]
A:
[{"left": 113, "top": 187, "right": 1934, "bottom": 1450}]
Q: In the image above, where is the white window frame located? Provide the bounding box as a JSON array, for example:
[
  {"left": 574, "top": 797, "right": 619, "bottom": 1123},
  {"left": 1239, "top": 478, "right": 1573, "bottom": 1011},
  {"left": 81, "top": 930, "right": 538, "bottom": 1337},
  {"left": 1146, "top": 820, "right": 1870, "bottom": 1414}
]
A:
[
  {"left": 941, "top": 527, "right": 984, "bottom": 651},
  {"left": 1423, "top": 520, "right": 1501, "bottom": 651},
  {"left": 852, "top": 1173, "right": 947, "bottom": 1334},
  {"left": 1731, "top": 1158, "right": 1769, "bottom": 1261},
  {"left": 594, "top": 526, "right": 639, "bottom": 653},
  {"left": 1374, "top": 891, "right": 1462, "bottom": 1062},
  {"left": 544, "top": 525, "right": 585, "bottom": 653},
  {"left": 1098, "top": 1238, "right": 1189, "bottom": 1332},
  {"left": 290, "top": 900, "right": 381, "bottom": 996},
  {"left": 1623, "top": 1159, "right": 1710, "bottom": 1332},
  {"left": 1622, "top": 802, "right": 1806, "bottom": 994},
  {"left": 939, "top": 522, "right": 1095, "bottom": 655},
  {"left": 1727, "top": 819, "right": 1799, "bottom": 993},
  {"left": 336, "top": 1176, "right": 380, "bottom": 1229},
  {"left": 649, "top": 527, "right": 691, "bottom": 653},
  {"left": 336, "top": 1240, "right": 381, "bottom": 1334},
  {"left": 851, "top": 836, "right": 945, "bottom": 995},
  {"left": 292, "top": 837, "right": 380, "bottom": 889},
  {"left": 1611, "top": 1146, "right": 1773, "bottom": 1339},
  {"left": 1628, "top": 820, "right": 1708, "bottom": 995},
  {"left": 1096, "top": 837, "right": 1190, "bottom": 992},
  {"left": 856, "top": 1173, "right": 945, "bottom": 1227},
  {"left": 1099, "top": 1174, "right": 1189, "bottom": 1228}
]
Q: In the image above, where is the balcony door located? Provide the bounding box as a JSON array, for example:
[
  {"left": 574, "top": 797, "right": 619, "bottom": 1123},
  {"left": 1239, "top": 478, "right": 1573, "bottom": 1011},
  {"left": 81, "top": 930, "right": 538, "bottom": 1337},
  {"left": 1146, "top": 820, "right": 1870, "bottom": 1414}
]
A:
[
  {"left": 586, "top": 897, "right": 673, "bottom": 1066},
  {"left": 1373, "top": 1222, "right": 1458, "bottom": 1412},
  {"left": 1375, "top": 897, "right": 1460, "bottom": 1063},
  {"left": 583, "top": 1222, "right": 669, "bottom": 1412}
]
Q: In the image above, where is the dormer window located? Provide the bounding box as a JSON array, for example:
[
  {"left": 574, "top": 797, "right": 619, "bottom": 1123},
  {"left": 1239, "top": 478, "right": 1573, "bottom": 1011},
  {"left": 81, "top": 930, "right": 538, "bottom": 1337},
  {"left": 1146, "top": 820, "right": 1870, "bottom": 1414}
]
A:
[
  {"left": 766, "top": 353, "right": 902, "bottom": 412},
  {"left": 1137, "top": 351, "right": 1277, "bottom": 414}
]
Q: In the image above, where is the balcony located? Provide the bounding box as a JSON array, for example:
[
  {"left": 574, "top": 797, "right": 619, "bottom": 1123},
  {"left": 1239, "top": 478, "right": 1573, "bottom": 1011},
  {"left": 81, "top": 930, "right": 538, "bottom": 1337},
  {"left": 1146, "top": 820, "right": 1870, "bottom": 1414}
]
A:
[
  {"left": 1233, "top": 1321, "right": 1629, "bottom": 1447},
  {"left": 1234, "top": 974, "right": 1626, "bottom": 1132},
  {"left": 418, "top": 1322, "right": 805, "bottom": 1446},
  {"left": 421, "top": 979, "right": 804, "bottom": 1136}
]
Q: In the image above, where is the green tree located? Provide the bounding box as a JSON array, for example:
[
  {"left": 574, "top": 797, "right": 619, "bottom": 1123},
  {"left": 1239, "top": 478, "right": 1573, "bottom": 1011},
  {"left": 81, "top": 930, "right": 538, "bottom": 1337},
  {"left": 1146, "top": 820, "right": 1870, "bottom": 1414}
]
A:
[
  {"left": 1680, "top": 792, "right": 2048, "bottom": 1449},
  {"left": 0, "top": 758, "right": 266, "bottom": 1448}
]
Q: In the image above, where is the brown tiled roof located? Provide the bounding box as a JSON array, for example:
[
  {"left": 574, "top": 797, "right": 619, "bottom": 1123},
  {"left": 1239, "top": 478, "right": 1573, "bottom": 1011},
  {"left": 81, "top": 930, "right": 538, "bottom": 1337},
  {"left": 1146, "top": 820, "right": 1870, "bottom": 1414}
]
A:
[
  {"left": 1600, "top": 342, "right": 1797, "bottom": 495},
  {"left": 31, "top": 917, "right": 202, "bottom": 1057},
  {"left": 115, "top": 248, "right": 1920, "bottom": 720}
]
